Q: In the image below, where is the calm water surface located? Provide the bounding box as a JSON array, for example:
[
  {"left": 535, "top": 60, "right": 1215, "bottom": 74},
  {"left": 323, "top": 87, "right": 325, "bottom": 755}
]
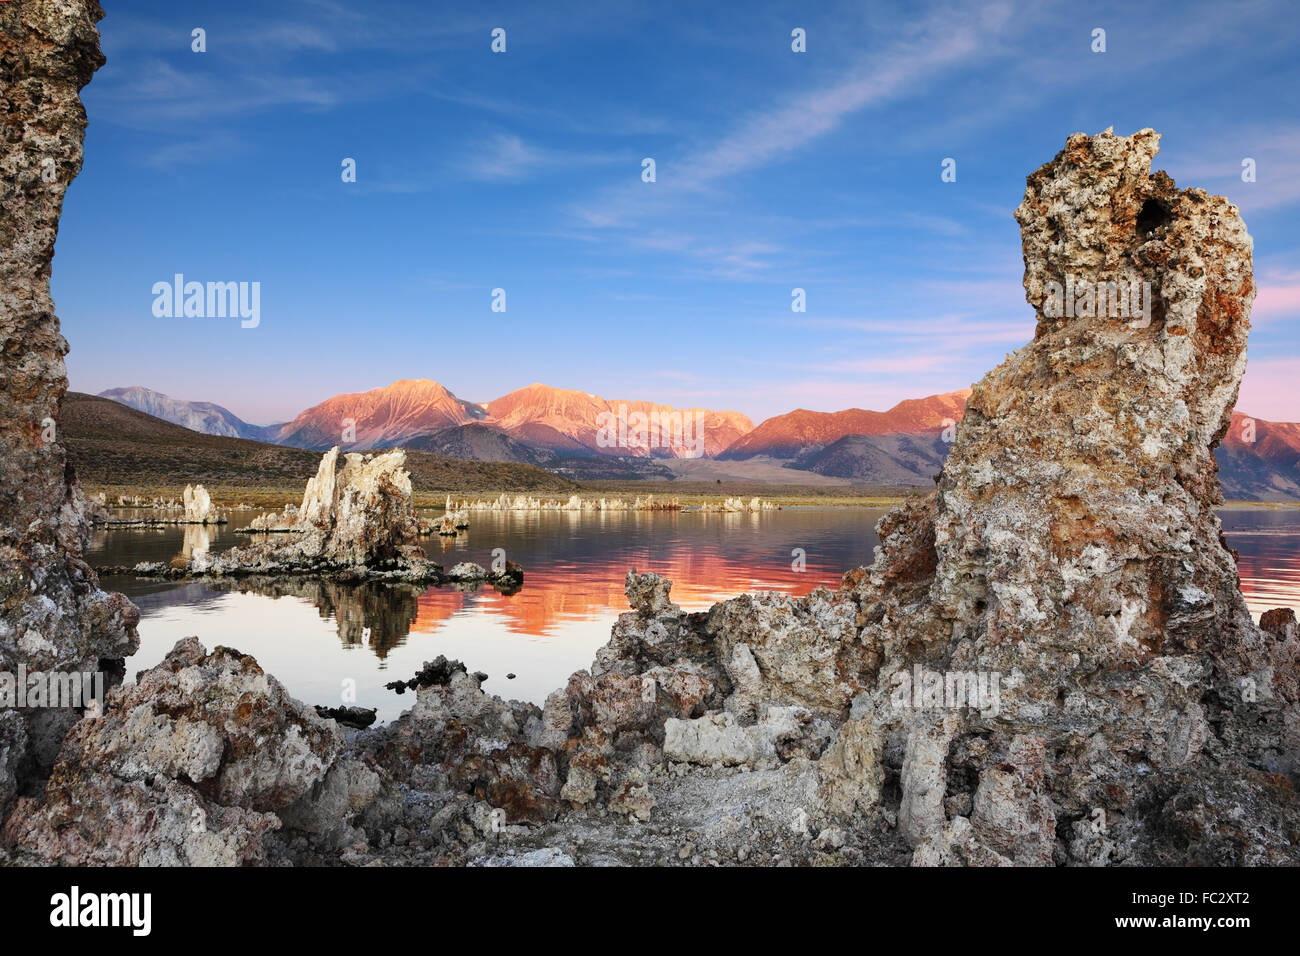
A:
[{"left": 89, "top": 506, "right": 1300, "bottom": 723}]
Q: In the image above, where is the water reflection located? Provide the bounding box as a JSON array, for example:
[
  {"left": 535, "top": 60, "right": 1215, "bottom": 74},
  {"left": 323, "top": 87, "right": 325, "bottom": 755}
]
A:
[
  {"left": 180, "top": 524, "right": 211, "bottom": 562},
  {"left": 201, "top": 578, "right": 424, "bottom": 658},
  {"left": 86, "top": 506, "right": 1300, "bottom": 721},
  {"left": 1220, "top": 508, "right": 1300, "bottom": 619}
]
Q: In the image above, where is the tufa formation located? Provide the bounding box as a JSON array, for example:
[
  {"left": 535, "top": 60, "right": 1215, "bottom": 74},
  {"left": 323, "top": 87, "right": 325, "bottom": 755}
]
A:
[{"left": 0, "top": 0, "right": 138, "bottom": 821}]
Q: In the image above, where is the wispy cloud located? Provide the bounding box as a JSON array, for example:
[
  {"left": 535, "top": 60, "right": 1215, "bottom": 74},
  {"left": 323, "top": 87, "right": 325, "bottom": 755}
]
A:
[
  {"left": 563, "top": 1, "right": 1019, "bottom": 272},
  {"left": 794, "top": 313, "right": 1032, "bottom": 345},
  {"left": 239, "top": 24, "right": 340, "bottom": 53},
  {"left": 90, "top": 57, "right": 344, "bottom": 129},
  {"left": 428, "top": 88, "right": 672, "bottom": 138},
  {"left": 817, "top": 355, "right": 955, "bottom": 374},
  {"left": 452, "top": 133, "right": 626, "bottom": 185},
  {"left": 623, "top": 232, "right": 789, "bottom": 280},
  {"left": 464, "top": 133, "right": 546, "bottom": 181},
  {"left": 141, "top": 133, "right": 252, "bottom": 171},
  {"left": 677, "top": 4, "right": 1012, "bottom": 188}
]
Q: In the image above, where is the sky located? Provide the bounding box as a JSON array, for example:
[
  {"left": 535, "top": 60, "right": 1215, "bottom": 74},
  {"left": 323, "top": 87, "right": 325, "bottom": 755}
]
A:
[{"left": 55, "top": 0, "right": 1300, "bottom": 426}]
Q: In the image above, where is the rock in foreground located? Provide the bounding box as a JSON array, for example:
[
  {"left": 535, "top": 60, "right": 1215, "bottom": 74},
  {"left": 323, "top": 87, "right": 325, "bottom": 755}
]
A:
[
  {"left": 325, "top": 128, "right": 1297, "bottom": 867},
  {"left": 2, "top": 638, "right": 381, "bottom": 865}
]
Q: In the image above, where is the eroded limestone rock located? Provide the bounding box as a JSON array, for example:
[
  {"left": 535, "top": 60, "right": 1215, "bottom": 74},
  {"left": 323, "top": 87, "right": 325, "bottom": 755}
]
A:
[
  {"left": 182, "top": 483, "right": 218, "bottom": 524},
  {"left": 401, "top": 129, "right": 1297, "bottom": 867},
  {"left": 829, "top": 128, "right": 1299, "bottom": 865},
  {"left": 1, "top": 638, "right": 359, "bottom": 864},
  {"left": 4, "top": 45, "right": 1294, "bottom": 870},
  {"left": 171, "top": 448, "right": 449, "bottom": 582},
  {"left": 664, "top": 706, "right": 830, "bottom": 769},
  {"left": 0, "top": 0, "right": 138, "bottom": 820}
]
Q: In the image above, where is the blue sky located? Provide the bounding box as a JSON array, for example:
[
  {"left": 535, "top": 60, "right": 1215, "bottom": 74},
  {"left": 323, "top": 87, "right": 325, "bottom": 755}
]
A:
[{"left": 56, "top": 0, "right": 1300, "bottom": 425}]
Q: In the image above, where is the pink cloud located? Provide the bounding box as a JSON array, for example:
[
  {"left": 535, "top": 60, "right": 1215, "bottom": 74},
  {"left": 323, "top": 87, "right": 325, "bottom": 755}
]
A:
[
  {"left": 1253, "top": 274, "right": 1300, "bottom": 321},
  {"left": 1238, "top": 359, "right": 1300, "bottom": 422}
]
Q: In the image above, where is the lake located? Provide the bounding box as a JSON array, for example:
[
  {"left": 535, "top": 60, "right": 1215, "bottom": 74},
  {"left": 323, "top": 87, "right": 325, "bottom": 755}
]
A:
[{"left": 89, "top": 505, "right": 1300, "bottom": 723}]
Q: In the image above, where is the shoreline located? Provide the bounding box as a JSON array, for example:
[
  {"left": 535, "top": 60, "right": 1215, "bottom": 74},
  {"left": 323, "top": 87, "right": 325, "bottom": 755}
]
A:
[
  {"left": 83, "top": 483, "right": 918, "bottom": 511},
  {"left": 83, "top": 482, "right": 1300, "bottom": 512}
]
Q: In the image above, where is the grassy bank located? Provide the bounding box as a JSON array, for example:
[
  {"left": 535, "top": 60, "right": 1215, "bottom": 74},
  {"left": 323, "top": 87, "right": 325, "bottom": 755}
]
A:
[{"left": 83, "top": 483, "right": 1298, "bottom": 515}]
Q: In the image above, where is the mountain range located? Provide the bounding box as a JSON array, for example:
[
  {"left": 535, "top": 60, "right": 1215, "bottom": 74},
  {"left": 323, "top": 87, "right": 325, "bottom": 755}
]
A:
[
  {"left": 63, "top": 392, "right": 575, "bottom": 496},
  {"left": 98, "top": 386, "right": 274, "bottom": 442},
  {"left": 97, "top": 380, "right": 1300, "bottom": 501}
]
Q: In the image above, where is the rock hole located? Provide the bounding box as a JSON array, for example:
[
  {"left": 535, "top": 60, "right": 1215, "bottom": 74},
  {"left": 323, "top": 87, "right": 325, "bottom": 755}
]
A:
[{"left": 1137, "top": 198, "right": 1172, "bottom": 237}]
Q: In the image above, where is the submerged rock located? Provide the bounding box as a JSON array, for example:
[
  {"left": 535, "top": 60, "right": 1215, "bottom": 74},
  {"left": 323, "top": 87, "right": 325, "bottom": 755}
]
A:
[
  {"left": 446, "top": 562, "right": 488, "bottom": 582},
  {"left": 444, "top": 560, "right": 524, "bottom": 591},
  {"left": 315, "top": 705, "right": 378, "bottom": 729},
  {"left": 383, "top": 655, "right": 494, "bottom": 695},
  {"left": 255, "top": 446, "right": 422, "bottom": 566},
  {"left": 121, "top": 447, "right": 494, "bottom": 585}
]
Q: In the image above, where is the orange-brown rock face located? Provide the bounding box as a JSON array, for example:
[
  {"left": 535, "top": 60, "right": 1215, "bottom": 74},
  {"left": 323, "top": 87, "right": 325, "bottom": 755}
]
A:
[{"left": 0, "top": 0, "right": 138, "bottom": 819}]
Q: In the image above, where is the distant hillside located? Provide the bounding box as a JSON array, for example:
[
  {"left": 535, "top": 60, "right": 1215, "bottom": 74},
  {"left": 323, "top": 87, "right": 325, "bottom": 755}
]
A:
[
  {"left": 99, "top": 386, "right": 276, "bottom": 441},
  {"left": 486, "top": 382, "right": 753, "bottom": 458},
  {"left": 719, "top": 390, "right": 970, "bottom": 460},
  {"left": 403, "top": 422, "right": 558, "bottom": 466},
  {"left": 87, "top": 380, "right": 1300, "bottom": 501},
  {"left": 1217, "top": 411, "right": 1300, "bottom": 502},
  {"left": 98, "top": 377, "right": 755, "bottom": 461},
  {"left": 61, "top": 393, "right": 578, "bottom": 495},
  {"left": 547, "top": 456, "right": 676, "bottom": 481},
  {"left": 787, "top": 414, "right": 1300, "bottom": 502},
  {"left": 792, "top": 432, "right": 949, "bottom": 485}
]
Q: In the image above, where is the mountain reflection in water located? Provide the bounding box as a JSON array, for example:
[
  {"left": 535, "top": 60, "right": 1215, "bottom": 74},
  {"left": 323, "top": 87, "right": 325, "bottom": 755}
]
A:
[{"left": 89, "top": 506, "right": 1300, "bottom": 723}]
